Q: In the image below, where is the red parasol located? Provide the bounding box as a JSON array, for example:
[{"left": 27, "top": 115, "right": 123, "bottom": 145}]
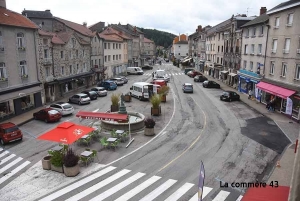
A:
[{"left": 37, "top": 122, "right": 94, "bottom": 144}]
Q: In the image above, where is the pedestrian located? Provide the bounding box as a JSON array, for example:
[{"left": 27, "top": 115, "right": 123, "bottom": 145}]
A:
[
  {"left": 259, "top": 91, "right": 262, "bottom": 103},
  {"left": 152, "top": 72, "right": 154, "bottom": 78},
  {"left": 248, "top": 89, "right": 253, "bottom": 99}
]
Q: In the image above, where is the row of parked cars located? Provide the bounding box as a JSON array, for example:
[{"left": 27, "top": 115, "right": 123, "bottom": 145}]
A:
[{"left": 33, "top": 76, "right": 129, "bottom": 123}]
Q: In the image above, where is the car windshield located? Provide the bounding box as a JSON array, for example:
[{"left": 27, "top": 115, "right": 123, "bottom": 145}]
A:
[
  {"left": 4, "top": 126, "right": 19, "bottom": 133},
  {"left": 223, "top": 92, "right": 229, "bottom": 96},
  {"left": 62, "top": 104, "right": 72, "bottom": 109},
  {"left": 48, "top": 110, "right": 60, "bottom": 115}
]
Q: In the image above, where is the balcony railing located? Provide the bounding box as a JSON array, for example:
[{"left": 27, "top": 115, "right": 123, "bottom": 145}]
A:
[
  {"left": 43, "top": 58, "right": 52, "bottom": 65},
  {"left": 0, "top": 77, "right": 8, "bottom": 81},
  {"left": 21, "top": 74, "right": 28, "bottom": 79}
]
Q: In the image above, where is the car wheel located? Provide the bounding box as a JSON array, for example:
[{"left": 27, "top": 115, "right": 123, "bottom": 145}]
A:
[
  {"left": 229, "top": 98, "right": 232, "bottom": 102},
  {"left": 44, "top": 119, "right": 48, "bottom": 123},
  {"left": 0, "top": 138, "right": 5, "bottom": 145},
  {"left": 139, "top": 96, "right": 142, "bottom": 101},
  {"left": 220, "top": 97, "right": 222, "bottom": 100},
  {"left": 68, "top": 99, "right": 71, "bottom": 103},
  {"left": 78, "top": 101, "right": 81, "bottom": 105}
]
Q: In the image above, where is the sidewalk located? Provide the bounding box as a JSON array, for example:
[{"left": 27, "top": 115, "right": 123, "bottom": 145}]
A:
[{"left": 211, "top": 77, "right": 300, "bottom": 188}]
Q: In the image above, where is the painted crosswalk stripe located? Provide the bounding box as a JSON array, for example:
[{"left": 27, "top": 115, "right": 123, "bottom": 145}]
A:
[
  {"left": 65, "top": 169, "right": 131, "bottom": 201},
  {"left": 140, "top": 179, "right": 177, "bottom": 201},
  {"left": 0, "top": 148, "right": 3, "bottom": 151},
  {"left": 115, "top": 175, "right": 161, "bottom": 201},
  {"left": 175, "top": 73, "right": 178, "bottom": 75},
  {"left": 189, "top": 186, "right": 213, "bottom": 201},
  {"left": 165, "top": 182, "right": 194, "bottom": 201},
  {"left": 39, "top": 166, "right": 116, "bottom": 201},
  {"left": 90, "top": 172, "right": 145, "bottom": 201},
  {"left": 0, "top": 150, "right": 9, "bottom": 159},
  {"left": 212, "top": 190, "right": 230, "bottom": 201},
  {"left": 0, "top": 157, "right": 22, "bottom": 174},
  {"left": 236, "top": 195, "right": 243, "bottom": 201},
  {"left": 0, "top": 161, "right": 30, "bottom": 185},
  {"left": 0, "top": 154, "right": 16, "bottom": 165}
]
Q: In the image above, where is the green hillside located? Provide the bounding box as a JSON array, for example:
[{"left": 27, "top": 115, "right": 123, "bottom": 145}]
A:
[{"left": 138, "top": 27, "right": 176, "bottom": 48}]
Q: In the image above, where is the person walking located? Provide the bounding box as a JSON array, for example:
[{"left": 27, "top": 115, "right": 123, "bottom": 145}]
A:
[{"left": 248, "top": 89, "right": 253, "bottom": 99}]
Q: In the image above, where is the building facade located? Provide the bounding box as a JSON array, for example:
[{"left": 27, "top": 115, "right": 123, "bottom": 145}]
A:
[
  {"left": 0, "top": 6, "right": 43, "bottom": 122},
  {"left": 173, "top": 34, "right": 189, "bottom": 60},
  {"left": 90, "top": 32, "right": 105, "bottom": 84},
  {"left": 143, "top": 37, "right": 156, "bottom": 60},
  {"left": 262, "top": 1, "right": 300, "bottom": 121}
]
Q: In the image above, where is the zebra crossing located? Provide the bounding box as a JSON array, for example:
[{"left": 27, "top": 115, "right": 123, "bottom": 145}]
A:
[
  {"left": 0, "top": 147, "right": 31, "bottom": 186},
  {"left": 143, "top": 72, "right": 185, "bottom": 76},
  {"left": 39, "top": 165, "right": 243, "bottom": 201}
]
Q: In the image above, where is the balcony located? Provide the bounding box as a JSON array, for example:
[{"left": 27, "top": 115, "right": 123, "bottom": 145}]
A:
[
  {"left": 43, "top": 58, "right": 52, "bottom": 65},
  {"left": 21, "top": 74, "right": 28, "bottom": 79},
  {"left": 0, "top": 77, "right": 8, "bottom": 82},
  {"left": 18, "top": 46, "right": 26, "bottom": 51}
]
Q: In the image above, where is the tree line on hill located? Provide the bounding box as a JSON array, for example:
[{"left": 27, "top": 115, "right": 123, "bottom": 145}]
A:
[{"left": 138, "top": 27, "right": 176, "bottom": 48}]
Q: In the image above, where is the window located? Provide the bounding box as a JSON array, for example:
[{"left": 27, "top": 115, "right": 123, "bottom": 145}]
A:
[
  {"left": 108, "top": 55, "right": 111, "bottom": 61},
  {"left": 69, "top": 65, "right": 73, "bottom": 74},
  {"left": 17, "top": 33, "right": 25, "bottom": 48},
  {"left": 104, "top": 43, "right": 107, "bottom": 49},
  {"left": 0, "top": 62, "right": 6, "bottom": 79},
  {"left": 94, "top": 37, "right": 97, "bottom": 42},
  {"left": 243, "top": 60, "right": 247, "bottom": 69},
  {"left": 250, "top": 61, "right": 253, "bottom": 71},
  {"left": 275, "top": 17, "right": 280, "bottom": 27},
  {"left": 113, "top": 43, "right": 115, "bottom": 49},
  {"left": 252, "top": 27, "right": 256, "bottom": 36},
  {"left": 76, "top": 50, "right": 78, "bottom": 58},
  {"left": 260, "top": 26, "right": 264, "bottom": 35},
  {"left": 83, "top": 50, "right": 85, "bottom": 58},
  {"left": 69, "top": 51, "right": 73, "bottom": 59},
  {"left": 45, "top": 66, "right": 50, "bottom": 77},
  {"left": 60, "top": 51, "right": 64, "bottom": 59},
  {"left": 119, "top": 44, "right": 121, "bottom": 49},
  {"left": 272, "top": 39, "right": 278, "bottom": 53},
  {"left": 113, "top": 55, "right": 115, "bottom": 60},
  {"left": 43, "top": 38, "right": 48, "bottom": 45},
  {"left": 105, "top": 56, "right": 107, "bottom": 62},
  {"left": 124, "top": 44, "right": 125, "bottom": 49},
  {"left": 287, "top": 13, "right": 293, "bottom": 25},
  {"left": 251, "top": 44, "right": 255, "bottom": 54},
  {"left": 72, "top": 38, "right": 76, "bottom": 48},
  {"left": 83, "top": 63, "right": 87, "bottom": 72},
  {"left": 221, "top": 58, "right": 223, "bottom": 64},
  {"left": 44, "top": 49, "right": 49, "bottom": 58},
  {"left": 244, "top": 44, "right": 248, "bottom": 54},
  {"left": 295, "top": 64, "right": 300, "bottom": 80},
  {"left": 108, "top": 43, "right": 110, "bottom": 49},
  {"left": 20, "top": 61, "right": 27, "bottom": 77},
  {"left": 270, "top": 61, "right": 275, "bottom": 75},
  {"left": 61, "top": 66, "right": 65, "bottom": 75},
  {"left": 119, "top": 54, "right": 121, "bottom": 59},
  {"left": 258, "top": 44, "right": 262, "bottom": 54},
  {"left": 76, "top": 64, "right": 79, "bottom": 73},
  {"left": 246, "top": 29, "right": 249, "bottom": 37},
  {"left": 281, "top": 63, "right": 287, "bottom": 77},
  {"left": 284, "top": 38, "right": 290, "bottom": 53}
]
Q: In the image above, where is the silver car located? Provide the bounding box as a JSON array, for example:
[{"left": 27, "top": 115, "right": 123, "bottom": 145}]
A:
[
  {"left": 49, "top": 102, "right": 74, "bottom": 116},
  {"left": 68, "top": 93, "right": 91, "bottom": 105},
  {"left": 90, "top": 87, "right": 108, "bottom": 97},
  {"left": 109, "top": 78, "right": 124, "bottom": 86},
  {"left": 182, "top": 83, "right": 193, "bottom": 93}
]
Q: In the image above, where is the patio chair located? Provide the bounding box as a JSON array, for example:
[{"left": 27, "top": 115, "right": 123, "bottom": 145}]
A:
[
  {"left": 91, "top": 150, "right": 98, "bottom": 162},
  {"left": 79, "top": 156, "right": 89, "bottom": 167},
  {"left": 100, "top": 137, "right": 109, "bottom": 149},
  {"left": 85, "top": 148, "right": 91, "bottom": 151},
  {"left": 110, "top": 129, "right": 118, "bottom": 138},
  {"left": 121, "top": 131, "right": 129, "bottom": 142},
  {"left": 110, "top": 139, "right": 120, "bottom": 151},
  {"left": 82, "top": 136, "right": 92, "bottom": 146}
]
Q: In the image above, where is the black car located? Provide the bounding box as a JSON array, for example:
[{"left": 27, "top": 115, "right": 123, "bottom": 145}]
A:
[
  {"left": 194, "top": 75, "right": 208, "bottom": 82},
  {"left": 141, "top": 65, "right": 153, "bottom": 70},
  {"left": 81, "top": 90, "right": 98, "bottom": 100},
  {"left": 202, "top": 80, "right": 220, "bottom": 88},
  {"left": 220, "top": 91, "right": 240, "bottom": 102}
]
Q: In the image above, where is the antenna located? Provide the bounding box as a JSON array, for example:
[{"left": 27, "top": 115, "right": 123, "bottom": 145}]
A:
[{"left": 246, "top": 7, "right": 253, "bottom": 16}]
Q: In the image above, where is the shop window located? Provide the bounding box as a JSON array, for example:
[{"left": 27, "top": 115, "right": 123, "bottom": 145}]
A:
[
  {"left": 0, "top": 62, "right": 7, "bottom": 80},
  {"left": 64, "top": 82, "right": 73, "bottom": 92},
  {"left": 0, "top": 101, "right": 11, "bottom": 117},
  {"left": 240, "top": 78, "right": 247, "bottom": 91},
  {"left": 295, "top": 64, "right": 300, "bottom": 80},
  {"left": 20, "top": 60, "right": 27, "bottom": 78},
  {"left": 76, "top": 79, "right": 84, "bottom": 87},
  {"left": 21, "top": 95, "right": 34, "bottom": 110}
]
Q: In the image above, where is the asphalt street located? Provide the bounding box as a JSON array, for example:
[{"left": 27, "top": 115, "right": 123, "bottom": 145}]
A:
[{"left": 0, "top": 62, "right": 290, "bottom": 201}]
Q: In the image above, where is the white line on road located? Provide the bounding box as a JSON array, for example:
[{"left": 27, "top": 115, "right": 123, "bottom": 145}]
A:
[
  {"left": 160, "top": 131, "right": 167, "bottom": 136},
  {"left": 93, "top": 108, "right": 99, "bottom": 112},
  {"left": 0, "top": 154, "right": 16, "bottom": 165},
  {"left": 165, "top": 182, "right": 194, "bottom": 201},
  {"left": 189, "top": 186, "right": 213, "bottom": 201},
  {"left": 140, "top": 179, "right": 177, "bottom": 201},
  {"left": 0, "top": 157, "right": 23, "bottom": 174},
  {"left": 212, "top": 190, "right": 230, "bottom": 201},
  {"left": 0, "top": 150, "right": 9, "bottom": 159},
  {"left": 0, "top": 160, "right": 30, "bottom": 185},
  {"left": 236, "top": 195, "right": 243, "bottom": 201}
]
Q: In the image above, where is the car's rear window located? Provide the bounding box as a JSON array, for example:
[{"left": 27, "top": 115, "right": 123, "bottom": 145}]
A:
[
  {"left": 48, "top": 110, "right": 60, "bottom": 115},
  {"left": 4, "top": 126, "right": 19, "bottom": 133},
  {"left": 185, "top": 85, "right": 193, "bottom": 89},
  {"left": 62, "top": 104, "right": 72, "bottom": 109},
  {"left": 81, "top": 95, "right": 89, "bottom": 98}
]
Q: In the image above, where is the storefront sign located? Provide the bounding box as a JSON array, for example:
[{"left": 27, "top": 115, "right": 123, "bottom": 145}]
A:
[
  {"left": 238, "top": 69, "right": 261, "bottom": 78},
  {"left": 286, "top": 97, "right": 293, "bottom": 115}
]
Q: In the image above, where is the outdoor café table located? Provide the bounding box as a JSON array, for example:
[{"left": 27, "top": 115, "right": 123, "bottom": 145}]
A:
[
  {"left": 51, "top": 146, "right": 63, "bottom": 152},
  {"left": 80, "top": 151, "right": 93, "bottom": 166},
  {"left": 81, "top": 135, "right": 89, "bottom": 139},
  {"left": 107, "top": 137, "right": 117, "bottom": 148},
  {"left": 115, "top": 130, "right": 125, "bottom": 138}
]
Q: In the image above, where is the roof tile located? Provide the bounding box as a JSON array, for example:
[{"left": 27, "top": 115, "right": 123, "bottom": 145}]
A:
[{"left": 54, "top": 17, "right": 93, "bottom": 37}]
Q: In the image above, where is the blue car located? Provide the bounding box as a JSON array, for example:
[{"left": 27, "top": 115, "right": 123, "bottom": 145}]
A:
[{"left": 98, "top": 80, "right": 117, "bottom": 90}]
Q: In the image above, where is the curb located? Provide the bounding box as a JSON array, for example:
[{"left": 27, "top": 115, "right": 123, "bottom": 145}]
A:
[{"left": 17, "top": 117, "right": 34, "bottom": 127}]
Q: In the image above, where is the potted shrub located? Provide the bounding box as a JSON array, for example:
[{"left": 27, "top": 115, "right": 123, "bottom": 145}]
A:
[
  {"left": 144, "top": 117, "right": 155, "bottom": 136},
  {"left": 158, "top": 85, "right": 170, "bottom": 102},
  {"left": 124, "top": 92, "right": 131, "bottom": 102},
  {"left": 111, "top": 93, "right": 120, "bottom": 112},
  {"left": 63, "top": 148, "right": 80, "bottom": 177},
  {"left": 50, "top": 150, "right": 64, "bottom": 173},
  {"left": 150, "top": 94, "right": 161, "bottom": 116}
]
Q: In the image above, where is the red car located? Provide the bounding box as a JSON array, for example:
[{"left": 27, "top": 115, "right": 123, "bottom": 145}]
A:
[
  {"left": 0, "top": 122, "right": 23, "bottom": 145},
  {"left": 187, "top": 70, "right": 203, "bottom": 78},
  {"left": 33, "top": 108, "right": 62, "bottom": 123}
]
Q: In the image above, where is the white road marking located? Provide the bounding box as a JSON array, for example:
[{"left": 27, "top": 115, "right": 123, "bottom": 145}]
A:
[
  {"left": 212, "top": 190, "right": 230, "bottom": 201},
  {"left": 236, "top": 195, "right": 243, "bottom": 201},
  {"left": 160, "top": 131, "right": 167, "bottom": 136},
  {"left": 90, "top": 172, "right": 145, "bottom": 201},
  {"left": 0, "top": 154, "right": 16, "bottom": 165},
  {"left": 189, "top": 186, "right": 213, "bottom": 200},
  {"left": 175, "top": 73, "right": 178, "bottom": 75},
  {"left": 139, "top": 179, "right": 177, "bottom": 201},
  {"left": 0, "top": 148, "right": 3, "bottom": 151},
  {"left": 0, "top": 157, "right": 22, "bottom": 174},
  {"left": 93, "top": 108, "right": 99, "bottom": 112},
  {"left": 0, "top": 150, "right": 9, "bottom": 159},
  {"left": 115, "top": 176, "right": 161, "bottom": 201},
  {"left": 39, "top": 166, "right": 116, "bottom": 201},
  {"left": 165, "top": 182, "right": 194, "bottom": 201},
  {"left": 65, "top": 169, "right": 131, "bottom": 201},
  {"left": 0, "top": 161, "right": 30, "bottom": 185}
]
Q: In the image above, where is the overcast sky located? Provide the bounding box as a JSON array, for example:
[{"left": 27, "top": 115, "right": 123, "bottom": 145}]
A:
[{"left": 7, "top": 0, "right": 283, "bottom": 35}]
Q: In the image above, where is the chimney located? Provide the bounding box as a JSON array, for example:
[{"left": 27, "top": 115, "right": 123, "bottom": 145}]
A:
[
  {"left": 197, "top": 25, "right": 202, "bottom": 32},
  {"left": 83, "top": 22, "right": 87, "bottom": 27},
  {"left": 260, "top": 7, "right": 267, "bottom": 15},
  {"left": 0, "top": 0, "right": 6, "bottom": 8}
]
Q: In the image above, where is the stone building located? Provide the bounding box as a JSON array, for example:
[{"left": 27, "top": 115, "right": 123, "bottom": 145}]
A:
[
  {"left": 0, "top": 4, "right": 43, "bottom": 122},
  {"left": 90, "top": 31, "right": 105, "bottom": 84},
  {"left": 143, "top": 37, "right": 156, "bottom": 60}
]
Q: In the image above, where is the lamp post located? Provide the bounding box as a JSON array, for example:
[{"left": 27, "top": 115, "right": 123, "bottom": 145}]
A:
[{"left": 126, "top": 115, "right": 134, "bottom": 148}]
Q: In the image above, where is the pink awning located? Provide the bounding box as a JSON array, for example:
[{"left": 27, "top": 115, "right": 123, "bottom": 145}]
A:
[
  {"left": 76, "top": 111, "right": 128, "bottom": 121},
  {"left": 256, "top": 82, "right": 296, "bottom": 99}
]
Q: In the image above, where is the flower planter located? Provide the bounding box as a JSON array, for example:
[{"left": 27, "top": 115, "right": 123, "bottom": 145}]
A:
[
  {"left": 161, "top": 95, "right": 166, "bottom": 102},
  {"left": 144, "top": 127, "right": 155, "bottom": 136},
  {"left": 111, "top": 105, "right": 119, "bottom": 112},
  {"left": 124, "top": 95, "right": 131, "bottom": 102},
  {"left": 63, "top": 164, "right": 80, "bottom": 177},
  {"left": 42, "top": 156, "right": 52, "bottom": 170},
  {"left": 151, "top": 106, "right": 161, "bottom": 116},
  {"left": 51, "top": 164, "right": 64, "bottom": 173}
]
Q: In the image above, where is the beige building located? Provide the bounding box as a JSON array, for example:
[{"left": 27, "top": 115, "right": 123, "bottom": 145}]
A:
[
  {"left": 91, "top": 32, "right": 105, "bottom": 83},
  {"left": 0, "top": 5, "right": 43, "bottom": 122},
  {"left": 143, "top": 37, "right": 156, "bottom": 59},
  {"left": 262, "top": 1, "right": 300, "bottom": 121}
]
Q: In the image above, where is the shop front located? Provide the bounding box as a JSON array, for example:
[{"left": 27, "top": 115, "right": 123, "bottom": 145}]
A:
[
  {"left": 238, "top": 69, "right": 262, "bottom": 99},
  {"left": 0, "top": 83, "right": 43, "bottom": 122},
  {"left": 228, "top": 73, "right": 238, "bottom": 88},
  {"left": 220, "top": 71, "right": 229, "bottom": 82},
  {"left": 256, "top": 81, "right": 299, "bottom": 121}
]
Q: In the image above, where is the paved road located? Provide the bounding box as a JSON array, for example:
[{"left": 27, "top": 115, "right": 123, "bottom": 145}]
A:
[{"left": 0, "top": 63, "right": 290, "bottom": 201}]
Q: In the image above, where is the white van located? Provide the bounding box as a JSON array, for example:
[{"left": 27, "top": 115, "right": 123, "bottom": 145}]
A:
[
  {"left": 154, "top": 69, "right": 170, "bottom": 82},
  {"left": 130, "top": 82, "right": 154, "bottom": 100},
  {"left": 127, "top": 67, "right": 144, "bottom": 75}
]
